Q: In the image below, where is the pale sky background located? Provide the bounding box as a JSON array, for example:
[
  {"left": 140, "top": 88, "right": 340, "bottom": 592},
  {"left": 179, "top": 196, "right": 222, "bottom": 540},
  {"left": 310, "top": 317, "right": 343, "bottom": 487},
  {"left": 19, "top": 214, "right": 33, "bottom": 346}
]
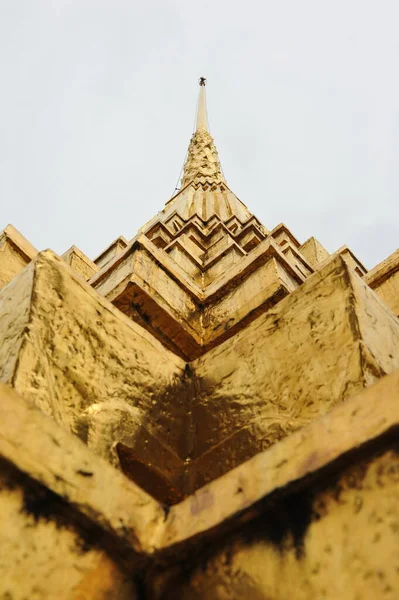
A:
[{"left": 0, "top": 1, "right": 398, "bottom": 269}]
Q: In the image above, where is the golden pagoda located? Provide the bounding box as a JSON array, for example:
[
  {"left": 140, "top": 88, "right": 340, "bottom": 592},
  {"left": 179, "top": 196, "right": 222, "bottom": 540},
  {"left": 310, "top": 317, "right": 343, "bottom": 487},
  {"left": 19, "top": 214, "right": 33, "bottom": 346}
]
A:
[{"left": 1, "top": 79, "right": 399, "bottom": 599}]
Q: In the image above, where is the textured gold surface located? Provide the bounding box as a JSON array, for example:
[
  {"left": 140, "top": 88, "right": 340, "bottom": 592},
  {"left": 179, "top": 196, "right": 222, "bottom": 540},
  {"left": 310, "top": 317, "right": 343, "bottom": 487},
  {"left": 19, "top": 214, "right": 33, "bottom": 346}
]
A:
[
  {"left": 0, "top": 250, "right": 190, "bottom": 503},
  {"left": 154, "top": 446, "right": 399, "bottom": 600},
  {"left": 366, "top": 247, "right": 399, "bottom": 317},
  {"left": 2, "top": 249, "right": 399, "bottom": 503},
  {"left": 62, "top": 245, "right": 99, "bottom": 280},
  {"left": 94, "top": 235, "right": 129, "bottom": 270},
  {"left": 91, "top": 234, "right": 303, "bottom": 359},
  {"left": 161, "top": 362, "right": 399, "bottom": 550},
  {"left": 181, "top": 129, "right": 226, "bottom": 188},
  {"left": 152, "top": 368, "right": 399, "bottom": 598},
  {"left": 299, "top": 235, "right": 330, "bottom": 268},
  {"left": 2, "top": 362, "right": 399, "bottom": 555},
  {"left": 190, "top": 254, "right": 399, "bottom": 489},
  {"left": 0, "top": 383, "right": 162, "bottom": 553},
  {"left": 2, "top": 362, "right": 399, "bottom": 598},
  {"left": 0, "top": 224, "right": 37, "bottom": 289},
  {"left": 0, "top": 460, "right": 139, "bottom": 600}
]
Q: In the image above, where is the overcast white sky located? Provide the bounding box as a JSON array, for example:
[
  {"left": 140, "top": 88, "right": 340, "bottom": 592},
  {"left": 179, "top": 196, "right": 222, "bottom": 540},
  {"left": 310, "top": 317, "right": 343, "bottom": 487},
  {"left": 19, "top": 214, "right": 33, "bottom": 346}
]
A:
[{"left": 1, "top": 1, "right": 398, "bottom": 268}]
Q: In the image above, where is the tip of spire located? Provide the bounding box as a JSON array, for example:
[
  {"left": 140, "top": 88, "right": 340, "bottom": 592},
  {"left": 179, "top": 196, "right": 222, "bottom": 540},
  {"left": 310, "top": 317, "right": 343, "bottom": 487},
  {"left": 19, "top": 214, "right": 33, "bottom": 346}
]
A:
[{"left": 196, "top": 77, "right": 209, "bottom": 132}]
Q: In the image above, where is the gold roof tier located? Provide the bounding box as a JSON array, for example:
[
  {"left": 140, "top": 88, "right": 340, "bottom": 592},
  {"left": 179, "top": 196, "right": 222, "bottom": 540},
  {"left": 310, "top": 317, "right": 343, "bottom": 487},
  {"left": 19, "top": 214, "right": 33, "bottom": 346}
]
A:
[
  {"left": 91, "top": 80, "right": 372, "bottom": 359},
  {"left": 162, "top": 173, "right": 252, "bottom": 223}
]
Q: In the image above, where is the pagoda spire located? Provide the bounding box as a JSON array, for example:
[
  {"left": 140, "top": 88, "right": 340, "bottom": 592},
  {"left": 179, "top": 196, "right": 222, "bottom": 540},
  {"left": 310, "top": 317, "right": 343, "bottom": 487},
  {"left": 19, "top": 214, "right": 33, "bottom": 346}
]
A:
[
  {"left": 180, "top": 78, "right": 226, "bottom": 188},
  {"left": 139, "top": 77, "right": 253, "bottom": 229}
]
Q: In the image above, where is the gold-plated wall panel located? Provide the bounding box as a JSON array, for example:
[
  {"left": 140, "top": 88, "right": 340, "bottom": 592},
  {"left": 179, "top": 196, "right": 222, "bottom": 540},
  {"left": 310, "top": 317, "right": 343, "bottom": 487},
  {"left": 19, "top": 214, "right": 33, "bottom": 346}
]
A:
[
  {"left": 350, "top": 267, "right": 399, "bottom": 379},
  {"left": 0, "top": 224, "right": 37, "bottom": 290},
  {"left": 154, "top": 443, "right": 399, "bottom": 600},
  {"left": 0, "top": 261, "right": 34, "bottom": 383},
  {"left": 202, "top": 258, "right": 290, "bottom": 346},
  {"left": 366, "top": 248, "right": 399, "bottom": 318},
  {"left": 0, "top": 251, "right": 189, "bottom": 496},
  {"left": 373, "top": 272, "right": 399, "bottom": 317},
  {"left": 299, "top": 236, "right": 330, "bottom": 269},
  {"left": 0, "top": 237, "right": 31, "bottom": 289},
  {"left": 0, "top": 459, "right": 138, "bottom": 600},
  {"left": 62, "top": 246, "right": 98, "bottom": 281}
]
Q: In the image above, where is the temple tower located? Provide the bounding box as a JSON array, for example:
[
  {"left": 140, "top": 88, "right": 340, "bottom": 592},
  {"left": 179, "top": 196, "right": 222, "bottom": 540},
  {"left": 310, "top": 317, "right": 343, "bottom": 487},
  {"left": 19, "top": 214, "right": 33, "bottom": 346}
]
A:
[{"left": 0, "top": 79, "right": 399, "bottom": 599}]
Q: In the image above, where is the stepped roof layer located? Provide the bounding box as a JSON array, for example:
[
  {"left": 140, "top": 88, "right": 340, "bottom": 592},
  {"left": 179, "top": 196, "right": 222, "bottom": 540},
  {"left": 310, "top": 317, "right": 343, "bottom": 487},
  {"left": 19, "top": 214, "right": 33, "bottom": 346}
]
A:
[{"left": 88, "top": 80, "right": 373, "bottom": 359}]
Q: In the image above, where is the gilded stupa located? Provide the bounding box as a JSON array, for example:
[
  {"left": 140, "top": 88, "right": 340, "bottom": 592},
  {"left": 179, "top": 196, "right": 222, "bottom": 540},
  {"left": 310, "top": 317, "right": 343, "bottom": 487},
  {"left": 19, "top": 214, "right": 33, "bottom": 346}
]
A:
[{"left": 1, "top": 79, "right": 399, "bottom": 599}]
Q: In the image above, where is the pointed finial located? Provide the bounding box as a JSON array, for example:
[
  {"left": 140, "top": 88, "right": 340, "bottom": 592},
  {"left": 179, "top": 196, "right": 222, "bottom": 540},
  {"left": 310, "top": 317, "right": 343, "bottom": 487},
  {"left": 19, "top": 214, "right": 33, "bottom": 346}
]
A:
[
  {"left": 196, "top": 76, "right": 209, "bottom": 132},
  {"left": 180, "top": 78, "right": 226, "bottom": 188}
]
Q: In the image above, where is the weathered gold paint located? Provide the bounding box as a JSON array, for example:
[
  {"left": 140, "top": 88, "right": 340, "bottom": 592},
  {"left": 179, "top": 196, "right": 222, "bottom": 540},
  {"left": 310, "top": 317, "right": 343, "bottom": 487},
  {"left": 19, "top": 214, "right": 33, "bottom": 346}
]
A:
[
  {"left": 0, "top": 459, "right": 139, "bottom": 600},
  {"left": 153, "top": 446, "right": 399, "bottom": 600}
]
